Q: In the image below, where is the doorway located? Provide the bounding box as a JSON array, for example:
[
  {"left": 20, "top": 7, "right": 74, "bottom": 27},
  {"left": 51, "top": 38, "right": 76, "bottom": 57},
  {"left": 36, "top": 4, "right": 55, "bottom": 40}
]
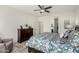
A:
[{"left": 53, "top": 17, "right": 59, "bottom": 33}]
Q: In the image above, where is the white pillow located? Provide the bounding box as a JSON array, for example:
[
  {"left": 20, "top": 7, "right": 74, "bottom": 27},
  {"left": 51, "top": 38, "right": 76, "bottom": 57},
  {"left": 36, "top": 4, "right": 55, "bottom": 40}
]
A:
[{"left": 60, "top": 33, "right": 64, "bottom": 38}]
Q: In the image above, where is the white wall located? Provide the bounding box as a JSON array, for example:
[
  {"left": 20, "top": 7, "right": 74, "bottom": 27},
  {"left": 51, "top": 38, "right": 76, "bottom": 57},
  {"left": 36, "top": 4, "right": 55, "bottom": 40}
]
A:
[
  {"left": 75, "top": 7, "right": 79, "bottom": 25},
  {"left": 38, "top": 11, "right": 76, "bottom": 35},
  {"left": 0, "top": 6, "right": 38, "bottom": 42}
]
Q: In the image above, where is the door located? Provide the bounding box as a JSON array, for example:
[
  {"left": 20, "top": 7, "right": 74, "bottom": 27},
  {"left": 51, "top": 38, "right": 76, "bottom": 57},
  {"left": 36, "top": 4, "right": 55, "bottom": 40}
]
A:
[{"left": 53, "top": 17, "right": 59, "bottom": 33}]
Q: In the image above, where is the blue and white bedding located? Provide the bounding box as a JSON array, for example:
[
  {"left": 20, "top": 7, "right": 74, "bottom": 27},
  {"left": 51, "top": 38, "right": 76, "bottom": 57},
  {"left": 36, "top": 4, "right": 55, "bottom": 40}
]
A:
[{"left": 27, "top": 31, "right": 79, "bottom": 53}]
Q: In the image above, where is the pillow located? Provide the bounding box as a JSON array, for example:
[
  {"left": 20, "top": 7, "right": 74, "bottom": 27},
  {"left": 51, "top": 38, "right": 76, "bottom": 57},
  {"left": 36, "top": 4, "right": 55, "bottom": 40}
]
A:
[
  {"left": 68, "top": 30, "right": 79, "bottom": 46},
  {"left": 62, "top": 30, "right": 73, "bottom": 39},
  {"left": 60, "top": 38, "right": 67, "bottom": 44},
  {"left": 60, "top": 30, "right": 73, "bottom": 44},
  {"left": 73, "top": 46, "right": 79, "bottom": 53}
]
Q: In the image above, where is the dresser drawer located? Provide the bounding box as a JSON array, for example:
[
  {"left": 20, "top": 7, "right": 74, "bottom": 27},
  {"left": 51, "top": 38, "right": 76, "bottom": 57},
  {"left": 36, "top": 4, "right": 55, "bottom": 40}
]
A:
[{"left": 17, "top": 28, "right": 33, "bottom": 43}]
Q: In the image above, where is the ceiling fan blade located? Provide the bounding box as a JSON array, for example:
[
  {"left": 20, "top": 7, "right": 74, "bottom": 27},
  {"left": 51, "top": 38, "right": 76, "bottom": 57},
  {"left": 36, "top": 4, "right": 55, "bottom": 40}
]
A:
[
  {"left": 45, "top": 6, "right": 52, "bottom": 9},
  {"left": 38, "top": 5, "right": 42, "bottom": 9},
  {"left": 45, "top": 10, "right": 50, "bottom": 13},
  {"left": 34, "top": 9, "right": 41, "bottom": 11}
]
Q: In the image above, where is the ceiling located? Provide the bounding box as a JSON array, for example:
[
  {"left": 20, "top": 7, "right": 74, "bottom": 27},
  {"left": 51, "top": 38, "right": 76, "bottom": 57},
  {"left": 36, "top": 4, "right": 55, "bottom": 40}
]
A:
[{"left": 8, "top": 5, "right": 77, "bottom": 17}]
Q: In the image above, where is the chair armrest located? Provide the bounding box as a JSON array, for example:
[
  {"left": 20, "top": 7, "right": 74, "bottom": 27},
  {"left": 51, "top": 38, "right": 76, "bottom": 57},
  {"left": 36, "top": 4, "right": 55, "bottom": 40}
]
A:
[
  {"left": 2, "top": 38, "right": 13, "bottom": 43},
  {"left": 5, "top": 40, "right": 13, "bottom": 47},
  {"left": 0, "top": 43, "right": 4, "bottom": 46},
  {"left": 2, "top": 38, "right": 13, "bottom": 50},
  {"left": 3, "top": 39, "right": 13, "bottom": 52}
]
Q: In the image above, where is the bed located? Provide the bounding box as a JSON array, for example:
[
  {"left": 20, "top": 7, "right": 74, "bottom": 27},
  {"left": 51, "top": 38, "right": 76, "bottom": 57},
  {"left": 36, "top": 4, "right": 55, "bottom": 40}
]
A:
[{"left": 26, "top": 31, "right": 79, "bottom": 53}]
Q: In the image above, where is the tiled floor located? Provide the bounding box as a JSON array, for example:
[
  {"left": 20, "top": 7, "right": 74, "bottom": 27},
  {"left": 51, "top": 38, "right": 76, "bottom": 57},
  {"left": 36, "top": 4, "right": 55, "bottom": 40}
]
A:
[{"left": 12, "top": 41, "right": 28, "bottom": 53}]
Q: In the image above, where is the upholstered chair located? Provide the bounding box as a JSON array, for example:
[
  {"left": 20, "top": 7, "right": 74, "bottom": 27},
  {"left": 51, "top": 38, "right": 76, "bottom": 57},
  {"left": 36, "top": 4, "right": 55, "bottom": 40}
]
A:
[{"left": 0, "top": 38, "right": 13, "bottom": 53}]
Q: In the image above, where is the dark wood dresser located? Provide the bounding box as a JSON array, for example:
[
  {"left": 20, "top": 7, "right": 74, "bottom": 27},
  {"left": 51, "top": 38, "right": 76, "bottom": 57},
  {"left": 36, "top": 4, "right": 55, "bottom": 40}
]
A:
[{"left": 17, "top": 28, "right": 33, "bottom": 43}]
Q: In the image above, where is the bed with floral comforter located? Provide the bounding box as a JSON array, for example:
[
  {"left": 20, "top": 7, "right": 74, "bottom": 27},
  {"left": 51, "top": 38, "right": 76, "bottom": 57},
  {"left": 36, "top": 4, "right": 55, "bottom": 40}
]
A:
[{"left": 27, "top": 31, "right": 79, "bottom": 53}]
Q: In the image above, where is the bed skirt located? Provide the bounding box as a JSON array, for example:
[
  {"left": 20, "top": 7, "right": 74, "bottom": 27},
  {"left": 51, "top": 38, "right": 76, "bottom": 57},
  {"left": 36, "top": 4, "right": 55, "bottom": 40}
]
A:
[{"left": 28, "top": 47, "right": 44, "bottom": 53}]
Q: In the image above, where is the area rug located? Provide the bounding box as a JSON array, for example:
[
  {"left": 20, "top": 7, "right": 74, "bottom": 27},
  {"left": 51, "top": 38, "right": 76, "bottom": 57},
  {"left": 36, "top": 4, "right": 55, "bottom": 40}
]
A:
[{"left": 11, "top": 41, "right": 28, "bottom": 53}]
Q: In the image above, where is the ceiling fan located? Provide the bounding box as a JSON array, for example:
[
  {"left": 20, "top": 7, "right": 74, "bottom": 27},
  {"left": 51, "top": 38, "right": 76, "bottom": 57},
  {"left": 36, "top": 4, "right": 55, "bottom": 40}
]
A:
[{"left": 34, "top": 5, "right": 52, "bottom": 14}]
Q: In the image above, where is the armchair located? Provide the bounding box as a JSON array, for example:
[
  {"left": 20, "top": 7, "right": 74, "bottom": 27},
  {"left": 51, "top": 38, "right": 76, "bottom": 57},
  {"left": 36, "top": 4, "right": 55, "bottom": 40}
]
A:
[{"left": 0, "top": 39, "right": 13, "bottom": 53}]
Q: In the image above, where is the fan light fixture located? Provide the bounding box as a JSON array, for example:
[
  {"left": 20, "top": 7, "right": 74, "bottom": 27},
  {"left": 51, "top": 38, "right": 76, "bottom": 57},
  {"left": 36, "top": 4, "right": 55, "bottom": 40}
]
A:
[
  {"left": 34, "top": 5, "right": 52, "bottom": 14},
  {"left": 40, "top": 10, "right": 44, "bottom": 12}
]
